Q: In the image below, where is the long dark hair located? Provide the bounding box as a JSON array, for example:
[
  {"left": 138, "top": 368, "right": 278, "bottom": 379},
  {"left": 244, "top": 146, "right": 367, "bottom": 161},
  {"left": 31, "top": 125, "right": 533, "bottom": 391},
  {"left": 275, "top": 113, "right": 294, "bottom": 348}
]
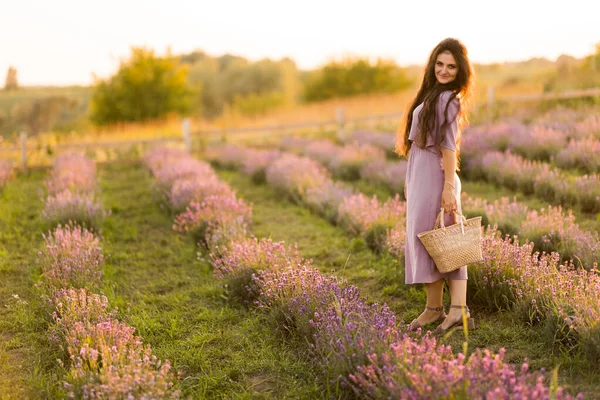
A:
[{"left": 395, "top": 38, "right": 474, "bottom": 163}]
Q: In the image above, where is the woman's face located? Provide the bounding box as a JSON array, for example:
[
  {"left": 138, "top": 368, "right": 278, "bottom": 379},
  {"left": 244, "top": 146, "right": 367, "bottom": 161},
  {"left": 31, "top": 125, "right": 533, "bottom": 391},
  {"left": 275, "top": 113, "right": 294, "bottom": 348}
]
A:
[{"left": 435, "top": 51, "right": 458, "bottom": 84}]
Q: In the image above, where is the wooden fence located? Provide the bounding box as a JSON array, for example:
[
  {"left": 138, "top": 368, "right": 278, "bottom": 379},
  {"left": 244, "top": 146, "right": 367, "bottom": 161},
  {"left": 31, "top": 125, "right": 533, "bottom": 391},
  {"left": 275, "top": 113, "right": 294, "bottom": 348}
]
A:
[{"left": 1, "top": 86, "right": 599, "bottom": 172}]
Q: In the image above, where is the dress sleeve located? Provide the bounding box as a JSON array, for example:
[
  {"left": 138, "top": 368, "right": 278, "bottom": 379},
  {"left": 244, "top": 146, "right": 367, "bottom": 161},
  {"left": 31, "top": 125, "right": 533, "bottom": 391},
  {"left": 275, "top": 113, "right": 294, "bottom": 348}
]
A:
[{"left": 438, "top": 92, "right": 460, "bottom": 151}]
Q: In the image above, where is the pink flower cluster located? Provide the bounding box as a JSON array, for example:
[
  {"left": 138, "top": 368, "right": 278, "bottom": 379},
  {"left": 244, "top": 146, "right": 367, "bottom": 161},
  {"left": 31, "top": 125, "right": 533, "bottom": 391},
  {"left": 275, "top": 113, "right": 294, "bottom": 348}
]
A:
[
  {"left": 573, "top": 174, "right": 600, "bottom": 213},
  {"left": 265, "top": 153, "right": 331, "bottom": 202},
  {"left": 154, "top": 158, "right": 216, "bottom": 194},
  {"left": 46, "top": 152, "right": 97, "bottom": 195},
  {"left": 304, "top": 180, "right": 356, "bottom": 223},
  {"left": 173, "top": 194, "right": 252, "bottom": 241},
  {"left": 42, "top": 152, "right": 107, "bottom": 228},
  {"left": 279, "top": 135, "right": 313, "bottom": 154},
  {"left": 350, "top": 345, "right": 580, "bottom": 400},
  {"left": 203, "top": 144, "right": 248, "bottom": 170},
  {"left": 461, "top": 122, "right": 522, "bottom": 160},
  {"left": 360, "top": 159, "right": 408, "bottom": 195},
  {"left": 144, "top": 147, "right": 252, "bottom": 253},
  {"left": 304, "top": 139, "right": 343, "bottom": 165},
  {"left": 212, "top": 238, "right": 311, "bottom": 305},
  {"left": 0, "top": 158, "right": 16, "bottom": 187},
  {"left": 338, "top": 193, "right": 406, "bottom": 251},
  {"left": 41, "top": 190, "right": 108, "bottom": 228},
  {"left": 52, "top": 290, "right": 179, "bottom": 399},
  {"left": 328, "top": 142, "right": 386, "bottom": 181},
  {"left": 142, "top": 147, "right": 188, "bottom": 177},
  {"left": 281, "top": 136, "right": 387, "bottom": 181},
  {"left": 462, "top": 121, "right": 570, "bottom": 162},
  {"left": 461, "top": 195, "right": 529, "bottom": 236},
  {"left": 461, "top": 195, "right": 600, "bottom": 268},
  {"left": 169, "top": 176, "right": 233, "bottom": 213},
  {"left": 510, "top": 125, "right": 567, "bottom": 161},
  {"left": 241, "top": 148, "right": 283, "bottom": 183},
  {"left": 470, "top": 227, "right": 600, "bottom": 362},
  {"left": 574, "top": 114, "right": 600, "bottom": 140},
  {"left": 344, "top": 131, "right": 396, "bottom": 156},
  {"left": 520, "top": 205, "right": 600, "bottom": 269},
  {"left": 464, "top": 149, "right": 600, "bottom": 213},
  {"left": 39, "top": 224, "right": 104, "bottom": 294},
  {"left": 203, "top": 144, "right": 284, "bottom": 184},
  {"left": 35, "top": 153, "right": 180, "bottom": 398},
  {"left": 556, "top": 137, "right": 600, "bottom": 174}
]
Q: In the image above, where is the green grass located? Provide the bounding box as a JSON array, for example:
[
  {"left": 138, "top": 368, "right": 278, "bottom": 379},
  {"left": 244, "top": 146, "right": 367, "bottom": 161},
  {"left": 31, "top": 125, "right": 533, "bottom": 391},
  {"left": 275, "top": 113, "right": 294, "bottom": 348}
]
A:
[
  {"left": 98, "top": 161, "right": 323, "bottom": 399},
  {"left": 214, "top": 166, "right": 600, "bottom": 399},
  {"left": 0, "top": 170, "right": 66, "bottom": 399}
]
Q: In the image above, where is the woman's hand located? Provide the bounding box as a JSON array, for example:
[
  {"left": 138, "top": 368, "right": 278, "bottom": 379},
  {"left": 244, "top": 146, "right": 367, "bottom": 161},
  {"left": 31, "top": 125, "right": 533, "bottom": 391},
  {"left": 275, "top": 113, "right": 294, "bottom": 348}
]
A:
[{"left": 441, "top": 186, "right": 457, "bottom": 213}]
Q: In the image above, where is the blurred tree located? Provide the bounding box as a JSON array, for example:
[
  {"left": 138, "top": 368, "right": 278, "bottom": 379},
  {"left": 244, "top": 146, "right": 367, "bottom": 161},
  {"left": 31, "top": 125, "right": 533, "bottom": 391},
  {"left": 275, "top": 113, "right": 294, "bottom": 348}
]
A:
[
  {"left": 90, "top": 47, "right": 193, "bottom": 125},
  {"left": 303, "top": 58, "right": 413, "bottom": 101},
  {"left": 581, "top": 43, "right": 600, "bottom": 73},
  {"left": 4, "top": 67, "right": 18, "bottom": 91},
  {"left": 12, "top": 96, "right": 77, "bottom": 135},
  {"left": 544, "top": 44, "right": 600, "bottom": 91},
  {"left": 185, "top": 53, "right": 297, "bottom": 118}
]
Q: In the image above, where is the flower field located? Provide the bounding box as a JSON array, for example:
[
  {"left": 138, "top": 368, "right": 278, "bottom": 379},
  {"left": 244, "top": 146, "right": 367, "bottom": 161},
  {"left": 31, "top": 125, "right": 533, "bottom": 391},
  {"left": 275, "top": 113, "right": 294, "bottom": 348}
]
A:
[
  {"left": 1, "top": 107, "right": 599, "bottom": 398},
  {"left": 143, "top": 145, "right": 586, "bottom": 398}
]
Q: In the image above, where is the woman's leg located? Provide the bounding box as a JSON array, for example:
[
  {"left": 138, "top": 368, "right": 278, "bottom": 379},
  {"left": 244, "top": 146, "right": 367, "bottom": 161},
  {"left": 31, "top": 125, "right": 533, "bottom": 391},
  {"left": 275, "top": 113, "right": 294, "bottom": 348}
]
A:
[
  {"left": 414, "top": 279, "right": 445, "bottom": 324},
  {"left": 438, "top": 279, "right": 468, "bottom": 329}
]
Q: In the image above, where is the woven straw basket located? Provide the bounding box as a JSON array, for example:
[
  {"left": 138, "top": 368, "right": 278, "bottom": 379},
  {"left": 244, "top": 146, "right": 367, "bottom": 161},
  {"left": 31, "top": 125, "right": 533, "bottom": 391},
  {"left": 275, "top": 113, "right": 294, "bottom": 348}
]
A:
[{"left": 417, "top": 208, "right": 483, "bottom": 273}]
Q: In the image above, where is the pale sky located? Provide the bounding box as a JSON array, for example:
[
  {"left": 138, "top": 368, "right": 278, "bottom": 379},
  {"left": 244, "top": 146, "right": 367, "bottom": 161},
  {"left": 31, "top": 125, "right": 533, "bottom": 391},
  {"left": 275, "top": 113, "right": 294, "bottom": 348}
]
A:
[{"left": 2, "top": 0, "right": 599, "bottom": 86}]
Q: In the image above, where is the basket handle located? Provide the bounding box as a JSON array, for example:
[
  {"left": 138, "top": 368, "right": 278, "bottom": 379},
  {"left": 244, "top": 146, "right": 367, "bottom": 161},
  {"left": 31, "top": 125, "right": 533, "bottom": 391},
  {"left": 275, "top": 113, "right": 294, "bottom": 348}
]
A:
[{"left": 435, "top": 208, "right": 467, "bottom": 234}]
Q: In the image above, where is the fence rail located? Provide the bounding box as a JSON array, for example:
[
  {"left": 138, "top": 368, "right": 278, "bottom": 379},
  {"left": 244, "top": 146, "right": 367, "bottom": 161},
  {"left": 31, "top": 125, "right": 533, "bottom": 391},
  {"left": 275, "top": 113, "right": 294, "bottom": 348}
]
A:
[{"left": 1, "top": 87, "right": 599, "bottom": 172}]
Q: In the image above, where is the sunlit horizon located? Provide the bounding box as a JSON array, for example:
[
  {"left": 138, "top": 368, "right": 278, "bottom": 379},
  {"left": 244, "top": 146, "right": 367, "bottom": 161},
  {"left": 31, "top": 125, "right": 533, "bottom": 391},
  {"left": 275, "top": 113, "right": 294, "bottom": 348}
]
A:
[{"left": 2, "top": 0, "right": 599, "bottom": 86}]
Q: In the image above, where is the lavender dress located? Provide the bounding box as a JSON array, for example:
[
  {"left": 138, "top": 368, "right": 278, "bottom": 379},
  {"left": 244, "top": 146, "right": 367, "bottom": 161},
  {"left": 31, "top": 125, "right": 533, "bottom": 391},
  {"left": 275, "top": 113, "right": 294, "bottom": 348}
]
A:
[{"left": 404, "top": 90, "right": 468, "bottom": 284}]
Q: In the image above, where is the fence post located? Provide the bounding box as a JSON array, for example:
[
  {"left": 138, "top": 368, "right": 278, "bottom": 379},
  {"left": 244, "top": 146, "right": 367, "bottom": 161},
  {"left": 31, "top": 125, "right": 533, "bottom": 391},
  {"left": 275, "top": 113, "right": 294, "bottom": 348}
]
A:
[
  {"left": 19, "top": 132, "right": 27, "bottom": 174},
  {"left": 182, "top": 118, "right": 191, "bottom": 153},
  {"left": 487, "top": 86, "right": 496, "bottom": 122},
  {"left": 336, "top": 107, "right": 345, "bottom": 141}
]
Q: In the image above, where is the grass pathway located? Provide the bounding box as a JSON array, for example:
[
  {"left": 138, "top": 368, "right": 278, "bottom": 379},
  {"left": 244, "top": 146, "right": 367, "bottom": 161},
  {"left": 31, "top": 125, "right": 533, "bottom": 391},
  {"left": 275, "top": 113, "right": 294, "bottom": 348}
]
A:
[
  {"left": 98, "top": 161, "right": 322, "bottom": 399},
  {"left": 215, "top": 167, "right": 600, "bottom": 399},
  {"left": 0, "top": 170, "right": 65, "bottom": 399}
]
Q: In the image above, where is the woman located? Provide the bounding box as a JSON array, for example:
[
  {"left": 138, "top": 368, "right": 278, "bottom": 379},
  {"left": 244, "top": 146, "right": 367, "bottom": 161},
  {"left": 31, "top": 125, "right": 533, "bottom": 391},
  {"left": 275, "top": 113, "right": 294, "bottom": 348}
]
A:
[{"left": 395, "top": 38, "right": 475, "bottom": 335}]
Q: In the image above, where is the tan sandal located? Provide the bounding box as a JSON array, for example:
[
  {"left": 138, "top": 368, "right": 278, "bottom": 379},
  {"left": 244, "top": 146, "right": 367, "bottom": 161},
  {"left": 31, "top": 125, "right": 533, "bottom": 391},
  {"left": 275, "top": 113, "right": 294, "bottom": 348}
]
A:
[
  {"left": 407, "top": 306, "right": 446, "bottom": 332},
  {"left": 433, "top": 305, "right": 475, "bottom": 336}
]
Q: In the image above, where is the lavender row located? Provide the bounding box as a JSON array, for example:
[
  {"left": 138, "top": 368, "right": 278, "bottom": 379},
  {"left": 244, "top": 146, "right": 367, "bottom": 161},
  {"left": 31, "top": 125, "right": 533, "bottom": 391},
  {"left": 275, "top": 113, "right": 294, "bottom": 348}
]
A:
[
  {"left": 41, "top": 152, "right": 108, "bottom": 229},
  {"left": 461, "top": 149, "right": 600, "bottom": 214},
  {"left": 214, "top": 237, "right": 579, "bottom": 399},
  {"left": 143, "top": 147, "right": 252, "bottom": 254},
  {"left": 145, "top": 146, "right": 578, "bottom": 399},
  {"left": 36, "top": 153, "right": 179, "bottom": 398},
  {"left": 275, "top": 135, "right": 407, "bottom": 191},
  {"left": 280, "top": 132, "right": 600, "bottom": 214},
  {"left": 461, "top": 115, "right": 600, "bottom": 169},
  {"left": 205, "top": 144, "right": 404, "bottom": 252},
  {"left": 341, "top": 112, "right": 600, "bottom": 169},
  {"left": 236, "top": 137, "right": 599, "bottom": 270},
  {"left": 461, "top": 196, "right": 599, "bottom": 270},
  {"left": 297, "top": 138, "right": 599, "bottom": 269},
  {"left": 205, "top": 144, "right": 600, "bottom": 366}
]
